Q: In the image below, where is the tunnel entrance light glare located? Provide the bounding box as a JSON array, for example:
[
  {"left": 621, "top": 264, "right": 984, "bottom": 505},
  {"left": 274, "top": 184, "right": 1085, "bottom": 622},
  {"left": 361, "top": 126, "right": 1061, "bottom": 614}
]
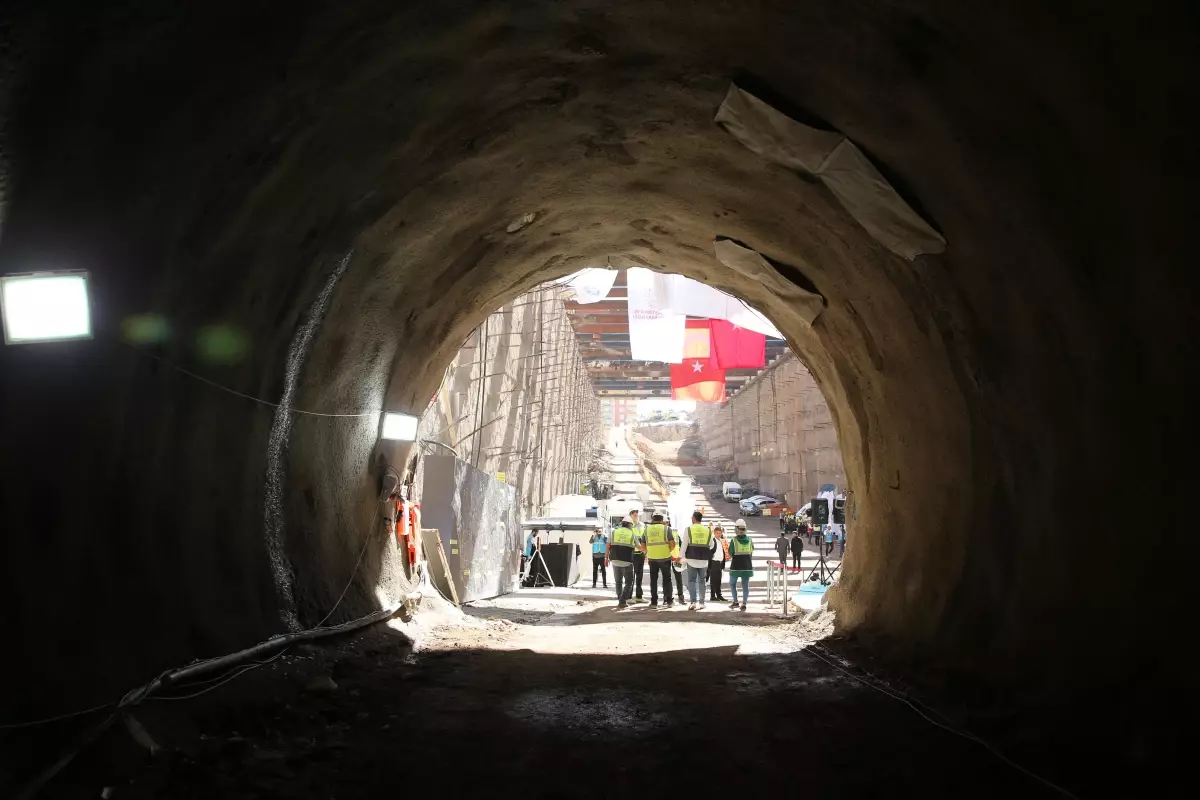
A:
[
  {"left": 1, "top": 271, "right": 92, "bottom": 345},
  {"left": 381, "top": 412, "right": 419, "bottom": 442}
]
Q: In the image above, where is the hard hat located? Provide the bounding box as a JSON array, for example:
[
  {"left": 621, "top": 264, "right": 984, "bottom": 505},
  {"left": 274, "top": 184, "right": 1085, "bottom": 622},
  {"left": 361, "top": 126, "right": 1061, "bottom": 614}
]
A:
[
  {"left": 735, "top": 518, "right": 747, "bottom": 529},
  {"left": 620, "top": 517, "right": 632, "bottom": 525}
]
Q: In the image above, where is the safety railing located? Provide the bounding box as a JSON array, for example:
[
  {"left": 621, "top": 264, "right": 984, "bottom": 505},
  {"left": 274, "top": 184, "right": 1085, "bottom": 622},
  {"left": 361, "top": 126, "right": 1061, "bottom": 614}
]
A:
[{"left": 765, "top": 560, "right": 809, "bottom": 616}]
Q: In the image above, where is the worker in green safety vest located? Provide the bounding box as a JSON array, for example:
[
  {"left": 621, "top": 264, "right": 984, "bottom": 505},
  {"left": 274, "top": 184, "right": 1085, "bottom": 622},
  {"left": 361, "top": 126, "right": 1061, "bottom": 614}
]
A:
[
  {"left": 728, "top": 518, "right": 755, "bottom": 611},
  {"left": 641, "top": 513, "right": 676, "bottom": 608},
  {"left": 680, "top": 510, "right": 716, "bottom": 610},
  {"left": 607, "top": 519, "right": 638, "bottom": 609}
]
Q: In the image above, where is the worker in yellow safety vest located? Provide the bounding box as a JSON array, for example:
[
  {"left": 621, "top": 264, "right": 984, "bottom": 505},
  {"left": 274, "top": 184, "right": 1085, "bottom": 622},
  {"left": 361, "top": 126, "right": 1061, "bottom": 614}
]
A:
[
  {"left": 680, "top": 510, "right": 716, "bottom": 610},
  {"left": 641, "top": 513, "right": 676, "bottom": 608},
  {"left": 669, "top": 533, "right": 685, "bottom": 606},
  {"left": 607, "top": 519, "right": 638, "bottom": 609},
  {"left": 627, "top": 508, "right": 647, "bottom": 604}
]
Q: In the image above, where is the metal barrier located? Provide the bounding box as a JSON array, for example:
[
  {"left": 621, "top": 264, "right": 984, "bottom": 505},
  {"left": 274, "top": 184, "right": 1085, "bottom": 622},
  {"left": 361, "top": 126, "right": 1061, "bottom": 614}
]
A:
[{"left": 765, "top": 560, "right": 806, "bottom": 616}]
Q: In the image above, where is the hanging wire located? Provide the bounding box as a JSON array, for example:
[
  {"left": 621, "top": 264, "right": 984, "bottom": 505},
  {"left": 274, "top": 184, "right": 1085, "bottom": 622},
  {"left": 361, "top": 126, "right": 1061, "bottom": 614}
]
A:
[{"left": 122, "top": 342, "right": 382, "bottom": 418}]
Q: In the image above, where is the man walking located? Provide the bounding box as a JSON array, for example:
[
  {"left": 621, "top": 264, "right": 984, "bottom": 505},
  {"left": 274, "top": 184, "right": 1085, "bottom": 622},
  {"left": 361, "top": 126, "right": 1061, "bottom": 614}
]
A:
[
  {"left": 589, "top": 530, "right": 608, "bottom": 589},
  {"left": 772, "top": 532, "right": 792, "bottom": 582},
  {"left": 642, "top": 513, "right": 675, "bottom": 608},
  {"left": 628, "top": 508, "right": 647, "bottom": 604},
  {"left": 709, "top": 525, "right": 728, "bottom": 601},
  {"left": 790, "top": 527, "right": 805, "bottom": 569},
  {"left": 608, "top": 518, "right": 638, "bottom": 609},
  {"left": 728, "top": 519, "right": 755, "bottom": 612},
  {"left": 680, "top": 511, "right": 715, "bottom": 610}
]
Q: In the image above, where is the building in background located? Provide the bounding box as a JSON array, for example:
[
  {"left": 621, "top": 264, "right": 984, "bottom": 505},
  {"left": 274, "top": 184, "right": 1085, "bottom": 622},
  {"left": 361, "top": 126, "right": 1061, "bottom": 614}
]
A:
[{"left": 599, "top": 397, "right": 638, "bottom": 426}]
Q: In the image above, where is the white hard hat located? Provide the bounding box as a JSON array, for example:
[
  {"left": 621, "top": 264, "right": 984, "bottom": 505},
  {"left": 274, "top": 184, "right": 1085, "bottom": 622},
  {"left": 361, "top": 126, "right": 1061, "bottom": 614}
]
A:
[
  {"left": 735, "top": 518, "right": 747, "bottom": 529},
  {"left": 621, "top": 517, "right": 632, "bottom": 525}
]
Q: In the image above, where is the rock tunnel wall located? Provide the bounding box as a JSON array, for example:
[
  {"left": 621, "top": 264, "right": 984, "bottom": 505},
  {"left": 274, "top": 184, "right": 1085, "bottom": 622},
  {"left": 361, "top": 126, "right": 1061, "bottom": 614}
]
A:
[{"left": 0, "top": 0, "right": 1196, "bottom": 716}]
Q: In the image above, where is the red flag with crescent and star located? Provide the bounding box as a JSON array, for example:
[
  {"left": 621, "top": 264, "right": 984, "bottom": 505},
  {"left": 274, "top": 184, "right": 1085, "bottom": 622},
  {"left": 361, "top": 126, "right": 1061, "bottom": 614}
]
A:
[{"left": 670, "top": 319, "right": 726, "bottom": 402}]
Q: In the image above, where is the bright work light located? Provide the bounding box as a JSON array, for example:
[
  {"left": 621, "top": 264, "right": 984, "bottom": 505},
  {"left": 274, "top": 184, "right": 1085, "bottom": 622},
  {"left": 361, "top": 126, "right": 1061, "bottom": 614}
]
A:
[
  {"left": 1, "top": 271, "right": 92, "bottom": 345},
  {"left": 380, "top": 412, "right": 419, "bottom": 441}
]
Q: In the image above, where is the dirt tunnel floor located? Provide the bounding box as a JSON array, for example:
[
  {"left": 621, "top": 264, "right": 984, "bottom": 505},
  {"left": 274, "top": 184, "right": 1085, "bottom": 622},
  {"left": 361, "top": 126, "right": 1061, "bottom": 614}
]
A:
[{"left": 43, "top": 591, "right": 1181, "bottom": 799}]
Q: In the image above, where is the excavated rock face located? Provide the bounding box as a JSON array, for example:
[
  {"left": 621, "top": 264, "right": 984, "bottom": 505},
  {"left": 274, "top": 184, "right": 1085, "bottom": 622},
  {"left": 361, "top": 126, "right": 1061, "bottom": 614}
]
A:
[{"left": 0, "top": 1, "right": 1195, "bottom": 711}]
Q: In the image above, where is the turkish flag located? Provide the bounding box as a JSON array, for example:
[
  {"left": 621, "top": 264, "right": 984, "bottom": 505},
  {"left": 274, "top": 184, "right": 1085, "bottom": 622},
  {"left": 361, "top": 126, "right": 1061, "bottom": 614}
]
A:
[
  {"left": 671, "top": 320, "right": 726, "bottom": 402},
  {"left": 708, "top": 319, "right": 766, "bottom": 369}
]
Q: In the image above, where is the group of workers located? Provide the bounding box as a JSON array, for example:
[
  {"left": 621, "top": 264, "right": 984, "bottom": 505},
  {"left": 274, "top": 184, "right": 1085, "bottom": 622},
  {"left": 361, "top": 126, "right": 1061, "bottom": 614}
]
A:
[
  {"left": 591, "top": 508, "right": 756, "bottom": 611},
  {"left": 774, "top": 527, "right": 808, "bottom": 568},
  {"left": 778, "top": 510, "right": 846, "bottom": 557}
]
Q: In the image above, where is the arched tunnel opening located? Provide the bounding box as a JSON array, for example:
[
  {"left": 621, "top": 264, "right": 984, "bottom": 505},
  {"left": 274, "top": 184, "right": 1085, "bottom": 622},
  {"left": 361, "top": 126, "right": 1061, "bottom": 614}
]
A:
[
  {"left": 0, "top": 1, "right": 1195, "bottom": 796},
  {"left": 409, "top": 267, "right": 850, "bottom": 610}
]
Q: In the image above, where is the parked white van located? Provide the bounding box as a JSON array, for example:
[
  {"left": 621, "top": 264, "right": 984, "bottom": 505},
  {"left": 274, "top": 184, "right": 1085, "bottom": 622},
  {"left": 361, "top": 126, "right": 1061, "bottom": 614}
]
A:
[{"left": 721, "top": 481, "right": 742, "bottom": 501}]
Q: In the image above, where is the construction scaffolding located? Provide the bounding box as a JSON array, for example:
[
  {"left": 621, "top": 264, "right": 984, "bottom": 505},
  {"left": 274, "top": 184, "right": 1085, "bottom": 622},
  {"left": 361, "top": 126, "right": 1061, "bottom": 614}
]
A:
[
  {"left": 694, "top": 351, "right": 845, "bottom": 506},
  {"left": 415, "top": 284, "right": 601, "bottom": 518}
]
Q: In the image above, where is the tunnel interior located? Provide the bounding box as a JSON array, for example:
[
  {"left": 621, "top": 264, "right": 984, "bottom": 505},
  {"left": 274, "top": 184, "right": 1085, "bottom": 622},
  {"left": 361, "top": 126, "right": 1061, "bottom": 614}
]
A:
[{"left": 1, "top": 0, "right": 1196, "bottom": 742}]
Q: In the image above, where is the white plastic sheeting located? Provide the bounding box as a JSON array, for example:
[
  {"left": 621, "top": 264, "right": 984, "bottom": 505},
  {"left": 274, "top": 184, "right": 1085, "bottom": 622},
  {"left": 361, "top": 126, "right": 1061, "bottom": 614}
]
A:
[
  {"left": 564, "top": 262, "right": 791, "bottom": 352},
  {"left": 666, "top": 273, "right": 783, "bottom": 337},
  {"left": 565, "top": 268, "right": 618, "bottom": 304},
  {"left": 712, "top": 239, "right": 823, "bottom": 326},
  {"left": 666, "top": 477, "right": 696, "bottom": 535},
  {"left": 626, "top": 266, "right": 687, "bottom": 362},
  {"left": 715, "top": 84, "right": 946, "bottom": 260}
]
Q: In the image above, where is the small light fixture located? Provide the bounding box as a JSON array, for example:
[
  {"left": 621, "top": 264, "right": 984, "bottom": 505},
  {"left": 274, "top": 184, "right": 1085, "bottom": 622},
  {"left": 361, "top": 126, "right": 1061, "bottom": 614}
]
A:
[
  {"left": 1, "top": 271, "right": 92, "bottom": 345},
  {"left": 380, "top": 412, "right": 419, "bottom": 442}
]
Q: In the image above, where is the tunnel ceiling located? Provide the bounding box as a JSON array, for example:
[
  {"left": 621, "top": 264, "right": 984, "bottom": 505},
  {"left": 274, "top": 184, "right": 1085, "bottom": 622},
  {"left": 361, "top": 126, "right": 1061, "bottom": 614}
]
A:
[{"left": 0, "top": 0, "right": 1196, "bottom": 713}]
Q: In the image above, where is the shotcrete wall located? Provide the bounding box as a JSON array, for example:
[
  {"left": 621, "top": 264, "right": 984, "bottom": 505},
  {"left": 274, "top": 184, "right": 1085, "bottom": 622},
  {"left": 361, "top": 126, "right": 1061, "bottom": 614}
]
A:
[
  {"left": 696, "top": 352, "right": 847, "bottom": 506},
  {"left": 414, "top": 285, "right": 599, "bottom": 518},
  {"left": 0, "top": 0, "right": 1195, "bottom": 719}
]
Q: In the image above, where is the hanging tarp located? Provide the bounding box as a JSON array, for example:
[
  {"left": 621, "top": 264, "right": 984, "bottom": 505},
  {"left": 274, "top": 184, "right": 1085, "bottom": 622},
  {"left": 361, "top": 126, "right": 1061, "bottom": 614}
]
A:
[
  {"left": 666, "top": 274, "right": 783, "bottom": 338},
  {"left": 713, "top": 239, "right": 824, "bottom": 326},
  {"left": 666, "top": 477, "right": 696, "bottom": 536},
  {"left": 565, "top": 268, "right": 618, "bottom": 304},
  {"left": 627, "top": 266, "right": 686, "bottom": 362},
  {"left": 715, "top": 84, "right": 946, "bottom": 260}
]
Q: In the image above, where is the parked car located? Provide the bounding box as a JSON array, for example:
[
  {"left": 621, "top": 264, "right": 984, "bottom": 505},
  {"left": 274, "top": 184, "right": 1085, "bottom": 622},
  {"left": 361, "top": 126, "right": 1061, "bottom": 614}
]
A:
[{"left": 739, "top": 495, "right": 778, "bottom": 515}]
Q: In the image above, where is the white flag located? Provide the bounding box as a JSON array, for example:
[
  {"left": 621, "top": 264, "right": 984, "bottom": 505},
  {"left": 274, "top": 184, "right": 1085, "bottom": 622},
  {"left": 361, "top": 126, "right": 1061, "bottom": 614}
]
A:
[
  {"left": 565, "top": 268, "right": 618, "bottom": 304},
  {"left": 666, "top": 274, "right": 783, "bottom": 338},
  {"left": 627, "top": 267, "right": 686, "bottom": 362}
]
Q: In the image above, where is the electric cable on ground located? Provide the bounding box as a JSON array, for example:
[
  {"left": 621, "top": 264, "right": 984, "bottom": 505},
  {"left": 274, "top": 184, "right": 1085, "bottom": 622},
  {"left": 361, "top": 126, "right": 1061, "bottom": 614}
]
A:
[
  {"left": 0, "top": 702, "right": 115, "bottom": 731},
  {"left": 6, "top": 503, "right": 396, "bottom": 800},
  {"left": 149, "top": 650, "right": 292, "bottom": 703},
  {"left": 312, "top": 506, "right": 382, "bottom": 629},
  {"left": 801, "top": 643, "right": 1079, "bottom": 799}
]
